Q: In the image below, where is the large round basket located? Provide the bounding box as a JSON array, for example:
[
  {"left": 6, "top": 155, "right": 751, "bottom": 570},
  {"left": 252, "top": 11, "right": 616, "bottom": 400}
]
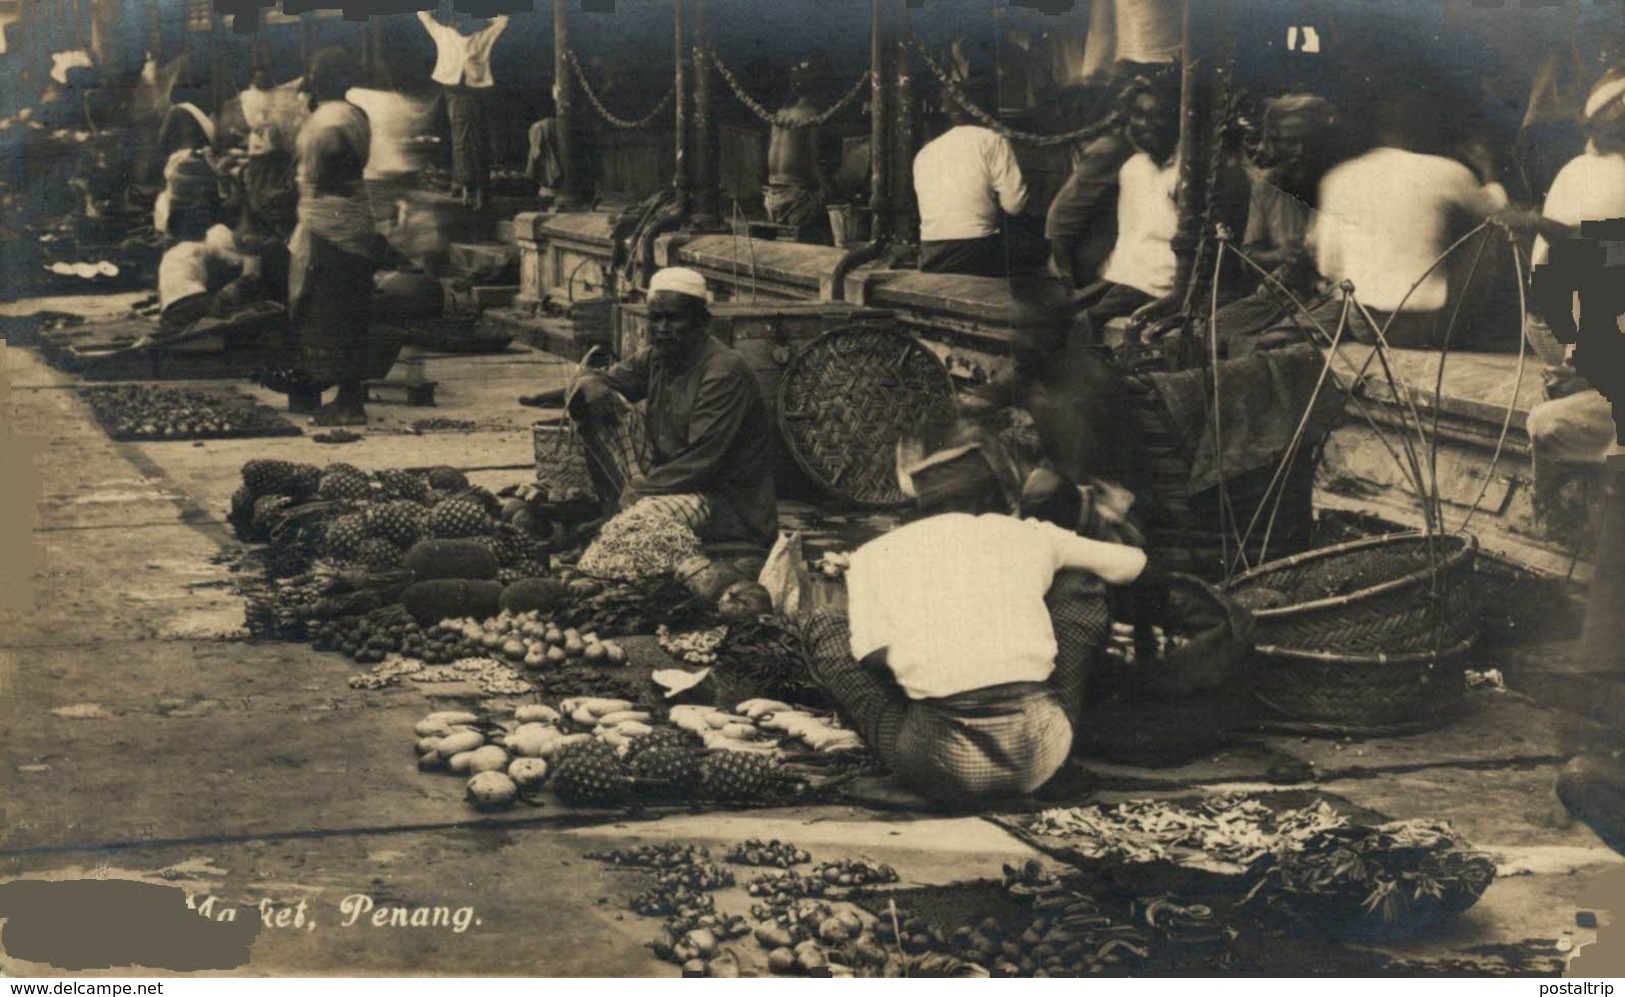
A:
[
  {"left": 777, "top": 324, "right": 960, "bottom": 508},
  {"left": 1252, "top": 636, "right": 1475, "bottom": 735},
  {"left": 1225, "top": 531, "right": 1481, "bottom": 655}
]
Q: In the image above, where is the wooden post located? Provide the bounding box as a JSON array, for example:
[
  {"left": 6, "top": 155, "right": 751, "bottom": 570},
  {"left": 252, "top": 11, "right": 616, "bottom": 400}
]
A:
[
  {"left": 673, "top": 0, "right": 690, "bottom": 218},
  {"left": 891, "top": 0, "right": 917, "bottom": 244},
  {"left": 299, "top": 10, "right": 311, "bottom": 70},
  {"left": 149, "top": 0, "right": 161, "bottom": 59},
  {"left": 1582, "top": 455, "right": 1625, "bottom": 671},
  {"left": 867, "top": 0, "right": 890, "bottom": 244},
  {"left": 1169, "top": 0, "right": 1211, "bottom": 309},
  {"left": 689, "top": 0, "right": 719, "bottom": 228},
  {"left": 552, "top": 0, "right": 582, "bottom": 209}
]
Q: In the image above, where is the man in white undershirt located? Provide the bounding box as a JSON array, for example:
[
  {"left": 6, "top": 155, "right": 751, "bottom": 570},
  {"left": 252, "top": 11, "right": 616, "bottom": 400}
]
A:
[
  {"left": 417, "top": 6, "right": 509, "bottom": 212},
  {"left": 1305, "top": 97, "right": 1511, "bottom": 349},
  {"left": 913, "top": 88, "right": 1029, "bottom": 277},
  {"left": 803, "top": 432, "right": 1166, "bottom": 805}
]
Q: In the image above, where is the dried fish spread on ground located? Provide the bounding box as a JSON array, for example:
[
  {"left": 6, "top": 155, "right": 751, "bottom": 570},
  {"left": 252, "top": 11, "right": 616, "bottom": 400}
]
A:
[
  {"left": 1025, "top": 797, "right": 1350, "bottom": 867},
  {"left": 577, "top": 505, "right": 704, "bottom": 581}
]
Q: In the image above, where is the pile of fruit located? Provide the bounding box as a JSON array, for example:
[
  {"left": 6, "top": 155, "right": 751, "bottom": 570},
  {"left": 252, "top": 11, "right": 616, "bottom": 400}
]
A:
[
  {"left": 411, "top": 700, "right": 807, "bottom": 812},
  {"left": 82, "top": 385, "right": 299, "bottom": 441},
  {"left": 429, "top": 612, "right": 628, "bottom": 670},
  {"left": 230, "top": 459, "right": 550, "bottom": 580}
]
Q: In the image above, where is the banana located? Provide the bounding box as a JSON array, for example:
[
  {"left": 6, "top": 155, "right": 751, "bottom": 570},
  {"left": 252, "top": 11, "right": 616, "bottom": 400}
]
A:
[
  {"left": 599, "top": 729, "right": 630, "bottom": 749},
  {"left": 719, "top": 723, "right": 759, "bottom": 740},
  {"left": 594, "top": 711, "right": 652, "bottom": 727},
  {"left": 614, "top": 721, "right": 654, "bottom": 737},
  {"left": 757, "top": 711, "right": 814, "bottom": 734},
  {"left": 737, "top": 699, "right": 792, "bottom": 720},
  {"left": 570, "top": 706, "right": 600, "bottom": 727},
  {"left": 579, "top": 698, "right": 634, "bottom": 716}
]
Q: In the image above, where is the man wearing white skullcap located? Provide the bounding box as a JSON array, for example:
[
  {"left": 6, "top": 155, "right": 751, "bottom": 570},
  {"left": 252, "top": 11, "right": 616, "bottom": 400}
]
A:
[
  {"left": 520, "top": 267, "right": 778, "bottom": 546},
  {"left": 1520, "top": 67, "right": 1625, "bottom": 510}
]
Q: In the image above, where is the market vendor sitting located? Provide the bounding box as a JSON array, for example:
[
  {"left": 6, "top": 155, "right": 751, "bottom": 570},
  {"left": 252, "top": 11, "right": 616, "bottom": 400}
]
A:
[
  {"left": 803, "top": 432, "right": 1168, "bottom": 807},
  {"left": 156, "top": 223, "right": 287, "bottom": 339},
  {"left": 519, "top": 267, "right": 779, "bottom": 548}
]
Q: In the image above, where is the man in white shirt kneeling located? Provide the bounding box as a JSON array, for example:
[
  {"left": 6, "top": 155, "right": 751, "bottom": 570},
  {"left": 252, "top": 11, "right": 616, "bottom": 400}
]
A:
[{"left": 802, "top": 431, "right": 1166, "bottom": 806}]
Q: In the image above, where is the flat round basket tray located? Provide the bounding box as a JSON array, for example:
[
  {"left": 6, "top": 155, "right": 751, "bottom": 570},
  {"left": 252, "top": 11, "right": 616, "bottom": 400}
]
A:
[{"left": 777, "top": 324, "right": 960, "bottom": 508}]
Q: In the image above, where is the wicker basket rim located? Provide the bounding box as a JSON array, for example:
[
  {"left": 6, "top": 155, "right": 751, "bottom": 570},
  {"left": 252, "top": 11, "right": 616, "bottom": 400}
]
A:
[
  {"left": 1227, "top": 530, "right": 1479, "bottom": 620},
  {"left": 1255, "top": 634, "right": 1477, "bottom": 665},
  {"left": 775, "top": 323, "right": 957, "bottom": 510}
]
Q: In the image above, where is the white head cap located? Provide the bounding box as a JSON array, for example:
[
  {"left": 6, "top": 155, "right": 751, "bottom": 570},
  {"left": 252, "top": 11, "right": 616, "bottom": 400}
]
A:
[
  {"left": 1585, "top": 71, "right": 1625, "bottom": 122},
  {"left": 647, "top": 266, "right": 710, "bottom": 304}
]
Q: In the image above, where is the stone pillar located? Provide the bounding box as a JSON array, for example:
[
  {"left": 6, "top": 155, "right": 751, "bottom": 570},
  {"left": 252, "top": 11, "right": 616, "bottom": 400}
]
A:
[
  {"left": 672, "top": 0, "right": 691, "bottom": 219},
  {"left": 890, "top": 0, "right": 917, "bottom": 244},
  {"left": 867, "top": 0, "right": 890, "bottom": 244},
  {"left": 553, "top": 0, "right": 583, "bottom": 210},
  {"left": 690, "top": 0, "right": 720, "bottom": 228},
  {"left": 1170, "top": 0, "right": 1211, "bottom": 306}
]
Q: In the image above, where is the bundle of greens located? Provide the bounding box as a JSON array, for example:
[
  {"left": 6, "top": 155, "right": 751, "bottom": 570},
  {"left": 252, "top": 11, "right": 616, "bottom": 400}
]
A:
[{"left": 1242, "top": 818, "right": 1496, "bottom": 934}]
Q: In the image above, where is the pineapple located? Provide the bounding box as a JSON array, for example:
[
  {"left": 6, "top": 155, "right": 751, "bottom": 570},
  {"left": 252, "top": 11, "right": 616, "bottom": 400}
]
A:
[
  {"left": 628, "top": 734, "right": 703, "bottom": 792},
  {"left": 317, "top": 467, "right": 373, "bottom": 503},
  {"left": 551, "top": 741, "right": 632, "bottom": 806},
  {"left": 698, "top": 751, "right": 779, "bottom": 802},
  {"left": 322, "top": 512, "right": 369, "bottom": 561},
  {"left": 496, "top": 560, "right": 550, "bottom": 586},
  {"left": 376, "top": 468, "right": 431, "bottom": 503},
  {"left": 427, "top": 497, "right": 491, "bottom": 539},
  {"left": 228, "top": 485, "right": 256, "bottom": 527},
  {"left": 354, "top": 537, "right": 403, "bottom": 572},
  {"left": 366, "top": 500, "right": 428, "bottom": 548},
  {"left": 250, "top": 494, "right": 292, "bottom": 536},
  {"left": 241, "top": 459, "right": 298, "bottom": 497}
]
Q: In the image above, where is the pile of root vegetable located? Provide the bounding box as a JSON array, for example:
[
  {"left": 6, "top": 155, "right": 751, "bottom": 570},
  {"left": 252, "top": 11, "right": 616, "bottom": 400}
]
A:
[
  {"left": 412, "top": 696, "right": 869, "bottom": 814},
  {"left": 81, "top": 385, "right": 302, "bottom": 441}
]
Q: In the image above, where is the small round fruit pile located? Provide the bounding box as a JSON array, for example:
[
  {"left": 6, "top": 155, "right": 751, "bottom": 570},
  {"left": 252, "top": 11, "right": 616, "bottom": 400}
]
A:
[
  {"left": 310, "top": 606, "right": 422, "bottom": 663},
  {"left": 431, "top": 612, "right": 628, "bottom": 670},
  {"left": 725, "top": 839, "right": 811, "bottom": 869}
]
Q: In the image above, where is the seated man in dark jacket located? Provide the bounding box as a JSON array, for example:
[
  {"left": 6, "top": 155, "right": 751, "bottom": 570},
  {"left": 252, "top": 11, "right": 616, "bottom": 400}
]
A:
[{"left": 520, "top": 267, "right": 779, "bottom": 547}]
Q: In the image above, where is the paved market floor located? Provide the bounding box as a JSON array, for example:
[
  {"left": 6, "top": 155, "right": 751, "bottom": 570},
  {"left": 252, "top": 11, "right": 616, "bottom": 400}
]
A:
[{"left": 3, "top": 298, "right": 1623, "bottom": 977}]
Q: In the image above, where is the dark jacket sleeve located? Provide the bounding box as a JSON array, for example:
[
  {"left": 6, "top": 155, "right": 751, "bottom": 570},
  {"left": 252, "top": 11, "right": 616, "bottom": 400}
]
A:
[
  {"left": 634, "top": 362, "right": 757, "bottom": 496},
  {"left": 594, "top": 350, "right": 653, "bottom": 404}
]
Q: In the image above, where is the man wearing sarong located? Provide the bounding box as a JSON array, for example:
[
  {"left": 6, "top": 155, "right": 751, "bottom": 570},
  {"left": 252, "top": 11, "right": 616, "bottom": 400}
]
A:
[
  {"left": 519, "top": 267, "right": 778, "bottom": 547},
  {"left": 763, "top": 63, "right": 834, "bottom": 234},
  {"left": 803, "top": 433, "right": 1167, "bottom": 806},
  {"left": 288, "top": 49, "right": 378, "bottom": 428},
  {"left": 418, "top": 8, "right": 509, "bottom": 212},
  {"left": 526, "top": 90, "right": 564, "bottom": 200},
  {"left": 1207, "top": 93, "right": 1340, "bottom": 358},
  {"left": 1522, "top": 69, "right": 1625, "bottom": 510}
]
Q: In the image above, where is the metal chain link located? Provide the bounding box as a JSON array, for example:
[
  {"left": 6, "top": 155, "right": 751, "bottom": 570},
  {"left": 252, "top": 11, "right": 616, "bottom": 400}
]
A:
[
  {"left": 564, "top": 49, "right": 674, "bottom": 130},
  {"left": 701, "top": 46, "right": 871, "bottom": 130},
  {"left": 910, "top": 35, "right": 1118, "bottom": 148}
]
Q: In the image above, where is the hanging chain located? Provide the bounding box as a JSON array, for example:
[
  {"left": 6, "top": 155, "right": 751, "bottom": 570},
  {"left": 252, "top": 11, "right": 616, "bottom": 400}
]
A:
[
  {"left": 910, "top": 35, "right": 1119, "bottom": 148},
  {"left": 701, "top": 46, "right": 871, "bottom": 130},
  {"left": 564, "top": 49, "right": 674, "bottom": 130}
]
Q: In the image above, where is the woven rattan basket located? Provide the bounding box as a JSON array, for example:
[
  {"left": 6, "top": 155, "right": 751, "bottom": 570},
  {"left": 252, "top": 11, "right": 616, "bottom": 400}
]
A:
[
  {"left": 536, "top": 415, "right": 601, "bottom": 496},
  {"left": 777, "top": 324, "right": 960, "bottom": 508},
  {"left": 1252, "top": 635, "right": 1474, "bottom": 734},
  {"left": 1225, "top": 531, "right": 1481, "bottom": 656}
]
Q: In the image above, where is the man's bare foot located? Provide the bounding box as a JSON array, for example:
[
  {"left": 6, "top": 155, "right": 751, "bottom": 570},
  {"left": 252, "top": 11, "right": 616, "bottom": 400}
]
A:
[{"left": 310, "top": 402, "right": 368, "bottom": 427}]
